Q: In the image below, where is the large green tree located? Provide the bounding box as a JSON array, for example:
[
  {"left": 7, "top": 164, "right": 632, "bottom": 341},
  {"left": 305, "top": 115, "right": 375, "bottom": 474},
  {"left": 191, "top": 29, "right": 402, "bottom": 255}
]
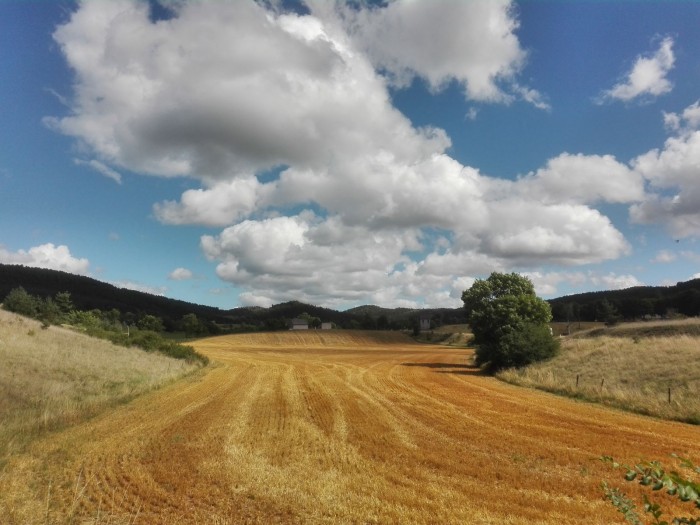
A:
[
  {"left": 180, "top": 313, "right": 206, "bottom": 336},
  {"left": 137, "top": 314, "right": 165, "bottom": 332},
  {"left": 2, "top": 286, "right": 39, "bottom": 317},
  {"left": 462, "top": 272, "right": 558, "bottom": 371}
]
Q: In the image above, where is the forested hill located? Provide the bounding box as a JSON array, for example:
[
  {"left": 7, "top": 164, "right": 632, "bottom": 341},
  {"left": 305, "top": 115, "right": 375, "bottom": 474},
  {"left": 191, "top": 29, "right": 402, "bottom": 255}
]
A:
[
  {"left": 0, "top": 264, "right": 465, "bottom": 331},
  {"left": 225, "top": 302, "right": 466, "bottom": 330},
  {"left": 548, "top": 279, "right": 700, "bottom": 321},
  {"left": 8, "top": 263, "right": 697, "bottom": 329},
  {"left": 0, "top": 264, "right": 230, "bottom": 328}
]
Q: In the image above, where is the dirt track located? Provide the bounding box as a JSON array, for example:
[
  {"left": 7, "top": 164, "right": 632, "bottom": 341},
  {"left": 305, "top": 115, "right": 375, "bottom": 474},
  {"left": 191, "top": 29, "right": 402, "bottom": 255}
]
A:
[{"left": 1, "top": 331, "right": 699, "bottom": 524}]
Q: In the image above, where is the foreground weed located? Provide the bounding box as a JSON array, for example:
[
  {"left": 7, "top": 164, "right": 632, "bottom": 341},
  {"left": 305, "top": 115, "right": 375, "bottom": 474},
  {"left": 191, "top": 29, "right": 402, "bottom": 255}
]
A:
[{"left": 602, "top": 455, "right": 700, "bottom": 524}]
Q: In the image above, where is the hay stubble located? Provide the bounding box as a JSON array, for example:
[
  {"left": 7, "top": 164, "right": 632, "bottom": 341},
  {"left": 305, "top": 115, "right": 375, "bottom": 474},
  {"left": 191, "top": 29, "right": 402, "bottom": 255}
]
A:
[{"left": 1, "top": 330, "right": 699, "bottom": 524}]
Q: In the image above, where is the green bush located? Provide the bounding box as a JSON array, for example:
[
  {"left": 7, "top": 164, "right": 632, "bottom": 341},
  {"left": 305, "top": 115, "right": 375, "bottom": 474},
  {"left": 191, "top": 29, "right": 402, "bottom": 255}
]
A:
[
  {"left": 476, "top": 323, "right": 559, "bottom": 371},
  {"left": 128, "top": 330, "right": 162, "bottom": 352},
  {"left": 158, "top": 341, "right": 207, "bottom": 364},
  {"left": 2, "top": 287, "right": 39, "bottom": 317}
]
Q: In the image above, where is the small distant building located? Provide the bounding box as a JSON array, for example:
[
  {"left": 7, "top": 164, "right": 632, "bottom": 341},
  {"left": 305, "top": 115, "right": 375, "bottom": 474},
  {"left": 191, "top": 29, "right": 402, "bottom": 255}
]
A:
[
  {"left": 419, "top": 314, "right": 431, "bottom": 331},
  {"left": 290, "top": 318, "right": 309, "bottom": 330},
  {"left": 321, "top": 322, "right": 332, "bottom": 330}
]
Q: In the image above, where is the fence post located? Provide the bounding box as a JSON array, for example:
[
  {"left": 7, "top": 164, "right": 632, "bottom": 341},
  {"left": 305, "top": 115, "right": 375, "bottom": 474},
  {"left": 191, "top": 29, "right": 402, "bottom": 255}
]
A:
[
  {"left": 576, "top": 374, "right": 579, "bottom": 388},
  {"left": 600, "top": 378, "right": 605, "bottom": 389},
  {"left": 668, "top": 387, "right": 672, "bottom": 404}
]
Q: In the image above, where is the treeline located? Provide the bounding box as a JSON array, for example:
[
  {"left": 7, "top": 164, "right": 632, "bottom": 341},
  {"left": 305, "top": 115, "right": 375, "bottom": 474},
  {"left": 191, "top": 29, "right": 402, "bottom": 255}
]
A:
[
  {"left": 549, "top": 279, "right": 700, "bottom": 323},
  {"left": 226, "top": 301, "right": 467, "bottom": 331},
  {"left": 2, "top": 286, "right": 209, "bottom": 364},
  {"left": 0, "top": 264, "right": 231, "bottom": 330},
  {"left": 0, "top": 264, "right": 468, "bottom": 333}
]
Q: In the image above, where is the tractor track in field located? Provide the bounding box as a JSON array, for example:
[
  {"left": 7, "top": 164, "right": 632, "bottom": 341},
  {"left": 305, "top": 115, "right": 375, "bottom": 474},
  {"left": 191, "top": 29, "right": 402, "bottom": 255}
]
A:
[{"left": 1, "top": 330, "right": 699, "bottom": 524}]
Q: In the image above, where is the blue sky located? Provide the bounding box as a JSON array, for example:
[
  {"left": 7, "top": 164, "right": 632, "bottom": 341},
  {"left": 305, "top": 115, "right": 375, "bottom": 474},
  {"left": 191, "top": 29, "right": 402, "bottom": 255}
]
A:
[{"left": 2, "top": 0, "right": 700, "bottom": 310}]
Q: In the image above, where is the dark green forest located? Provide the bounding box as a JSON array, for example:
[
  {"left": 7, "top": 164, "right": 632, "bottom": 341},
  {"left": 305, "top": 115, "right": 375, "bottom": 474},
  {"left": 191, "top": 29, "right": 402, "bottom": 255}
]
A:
[
  {"left": 0, "top": 263, "right": 230, "bottom": 332},
  {"left": 548, "top": 279, "right": 700, "bottom": 323},
  {"left": 3, "top": 264, "right": 699, "bottom": 332},
  {"left": 0, "top": 264, "right": 465, "bottom": 332}
]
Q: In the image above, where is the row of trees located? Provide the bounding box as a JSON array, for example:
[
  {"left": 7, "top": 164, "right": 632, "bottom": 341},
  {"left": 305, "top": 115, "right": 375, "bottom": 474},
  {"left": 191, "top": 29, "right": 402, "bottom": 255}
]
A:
[
  {"left": 2, "top": 287, "right": 209, "bottom": 364},
  {"left": 549, "top": 280, "right": 700, "bottom": 322},
  {"left": 2, "top": 286, "right": 217, "bottom": 337},
  {"left": 0, "top": 264, "right": 232, "bottom": 327}
]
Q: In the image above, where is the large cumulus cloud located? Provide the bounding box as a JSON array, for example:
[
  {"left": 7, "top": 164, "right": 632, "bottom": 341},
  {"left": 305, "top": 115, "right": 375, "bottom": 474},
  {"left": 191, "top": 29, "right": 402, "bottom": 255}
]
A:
[
  {"left": 630, "top": 101, "right": 700, "bottom": 238},
  {"left": 0, "top": 243, "right": 90, "bottom": 275},
  {"left": 46, "top": 0, "right": 676, "bottom": 307},
  {"left": 333, "top": 0, "right": 539, "bottom": 105}
]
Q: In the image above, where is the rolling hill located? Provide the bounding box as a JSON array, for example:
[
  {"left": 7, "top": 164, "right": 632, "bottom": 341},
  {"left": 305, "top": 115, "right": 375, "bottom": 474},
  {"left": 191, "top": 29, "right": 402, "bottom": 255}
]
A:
[{"left": 4, "top": 263, "right": 700, "bottom": 331}]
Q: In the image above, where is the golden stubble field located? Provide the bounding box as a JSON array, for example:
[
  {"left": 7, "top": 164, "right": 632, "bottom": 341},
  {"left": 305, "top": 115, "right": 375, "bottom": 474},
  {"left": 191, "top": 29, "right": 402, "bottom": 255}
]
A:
[{"left": 1, "top": 330, "right": 699, "bottom": 524}]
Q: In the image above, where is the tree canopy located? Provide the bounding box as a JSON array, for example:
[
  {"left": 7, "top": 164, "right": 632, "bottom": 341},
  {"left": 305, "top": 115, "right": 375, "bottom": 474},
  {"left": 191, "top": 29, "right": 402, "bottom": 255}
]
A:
[{"left": 462, "top": 272, "right": 558, "bottom": 371}]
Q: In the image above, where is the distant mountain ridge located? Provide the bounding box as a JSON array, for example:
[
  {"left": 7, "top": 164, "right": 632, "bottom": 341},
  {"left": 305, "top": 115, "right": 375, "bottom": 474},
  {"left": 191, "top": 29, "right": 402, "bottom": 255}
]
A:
[
  {"left": 2, "top": 264, "right": 700, "bottom": 329},
  {"left": 0, "top": 264, "right": 464, "bottom": 330}
]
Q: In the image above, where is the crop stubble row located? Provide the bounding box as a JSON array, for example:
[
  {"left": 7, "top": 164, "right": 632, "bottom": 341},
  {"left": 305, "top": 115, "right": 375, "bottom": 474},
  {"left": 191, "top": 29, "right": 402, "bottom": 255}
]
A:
[{"left": 1, "top": 330, "right": 699, "bottom": 524}]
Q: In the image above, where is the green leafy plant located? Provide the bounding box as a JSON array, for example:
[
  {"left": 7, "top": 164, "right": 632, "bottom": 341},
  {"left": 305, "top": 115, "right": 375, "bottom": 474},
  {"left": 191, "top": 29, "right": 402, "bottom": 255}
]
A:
[
  {"left": 602, "top": 455, "right": 700, "bottom": 524},
  {"left": 462, "top": 272, "right": 557, "bottom": 371}
]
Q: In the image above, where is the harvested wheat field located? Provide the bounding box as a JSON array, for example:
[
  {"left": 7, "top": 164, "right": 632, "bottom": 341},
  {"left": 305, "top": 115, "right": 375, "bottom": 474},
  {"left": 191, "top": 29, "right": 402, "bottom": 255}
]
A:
[{"left": 1, "top": 330, "right": 699, "bottom": 524}]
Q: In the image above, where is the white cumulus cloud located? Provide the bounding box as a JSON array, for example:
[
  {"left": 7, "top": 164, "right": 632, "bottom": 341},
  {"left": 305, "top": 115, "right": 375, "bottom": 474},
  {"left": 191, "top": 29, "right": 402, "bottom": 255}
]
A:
[
  {"left": 335, "top": 0, "right": 545, "bottom": 106},
  {"left": 0, "top": 243, "right": 90, "bottom": 275},
  {"left": 600, "top": 36, "right": 675, "bottom": 103},
  {"left": 168, "top": 267, "right": 194, "bottom": 281},
  {"left": 589, "top": 272, "right": 643, "bottom": 290},
  {"left": 515, "top": 153, "right": 644, "bottom": 205},
  {"left": 631, "top": 101, "right": 700, "bottom": 239},
  {"left": 652, "top": 250, "right": 676, "bottom": 263},
  {"left": 112, "top": 280, "right": 167, "bottom": 296},
  {"left": 523, "top": 271, "right": 587, "bottom": 297},
  {"left": 664, "top": 101, "right": 700, "bottom": 133},
  {"left": 154, "top": 178, "right": 267, "bottom": 226},
  {"left": 46, "top": 0, "right": 644, "bottom": 308}
]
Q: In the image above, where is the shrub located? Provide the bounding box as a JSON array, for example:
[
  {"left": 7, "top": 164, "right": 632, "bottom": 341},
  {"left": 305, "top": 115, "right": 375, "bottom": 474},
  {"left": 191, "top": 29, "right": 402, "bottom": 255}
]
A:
[
  {"left": 128, "top": 330, "right": 162, "bottom": 352},
  {"left": 477, "top": 323, "right": 560, "bottom": 371},
  {"left": 158, "top": 341, "right": 208, "bottom": 364},
  {"left": 2, "top": 287, "right": 39, "bottom": 317}
]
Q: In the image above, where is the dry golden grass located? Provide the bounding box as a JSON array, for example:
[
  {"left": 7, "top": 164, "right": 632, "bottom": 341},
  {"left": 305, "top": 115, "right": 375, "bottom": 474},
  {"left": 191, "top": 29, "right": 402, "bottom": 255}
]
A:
[
  {"left": 433, "top": 323, "right": 470, "bottom": 334},
  {"left": 551, "top": 321, "right": 605, "bottom": 336},
  {"left": 586, "top": 317, "right": 700, "bottom": 338},
  {"left": 1, "top": 329, "right": 699, "bottom": 524},
  {"left": 499, "top": 331, "right": 700, "bottom": 424},
  {"left": 0, "top": 309, "right": 198, "bottom": 464}
]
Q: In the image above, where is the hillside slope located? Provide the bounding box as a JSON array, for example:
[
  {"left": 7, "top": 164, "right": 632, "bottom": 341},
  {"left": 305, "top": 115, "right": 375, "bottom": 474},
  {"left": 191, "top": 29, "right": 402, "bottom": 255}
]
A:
[
  {"left": 0, "top": 263, "right": 230, "bottom": 326},
  {"left": 0, "top": 309, "right": 199, "bottom": 462},
  {"left": 499, "top": 319, "right": 700, "bottom": 423}
]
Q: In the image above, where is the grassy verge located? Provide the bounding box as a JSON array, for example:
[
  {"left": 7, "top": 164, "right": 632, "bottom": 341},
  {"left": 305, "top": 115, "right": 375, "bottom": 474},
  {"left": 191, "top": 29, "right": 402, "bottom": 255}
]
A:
[
  {"left": 413, "top": 325, "right": 473, "bottom": 346},
  {"left": 81, "top": 326, "right": 209, "bottom": 364},
  {"left": 0, "top": 310, "right": 203, "bottom": 466},
  {"left": 498, "top": 327, "right": 700, "bottom": 424}
]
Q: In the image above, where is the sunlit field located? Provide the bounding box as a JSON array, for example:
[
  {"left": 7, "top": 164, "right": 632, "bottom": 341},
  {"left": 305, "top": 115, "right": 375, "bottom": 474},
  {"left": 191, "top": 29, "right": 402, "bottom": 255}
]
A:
[
  {"left": 499, "top": 320, "right": 700, "bottom": 424},
  {"left": 0, "top": 309, "right": 198, "bottom": 464},
  {"left": 2, "top": 329, "right": 699, "bottom": 524}
]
